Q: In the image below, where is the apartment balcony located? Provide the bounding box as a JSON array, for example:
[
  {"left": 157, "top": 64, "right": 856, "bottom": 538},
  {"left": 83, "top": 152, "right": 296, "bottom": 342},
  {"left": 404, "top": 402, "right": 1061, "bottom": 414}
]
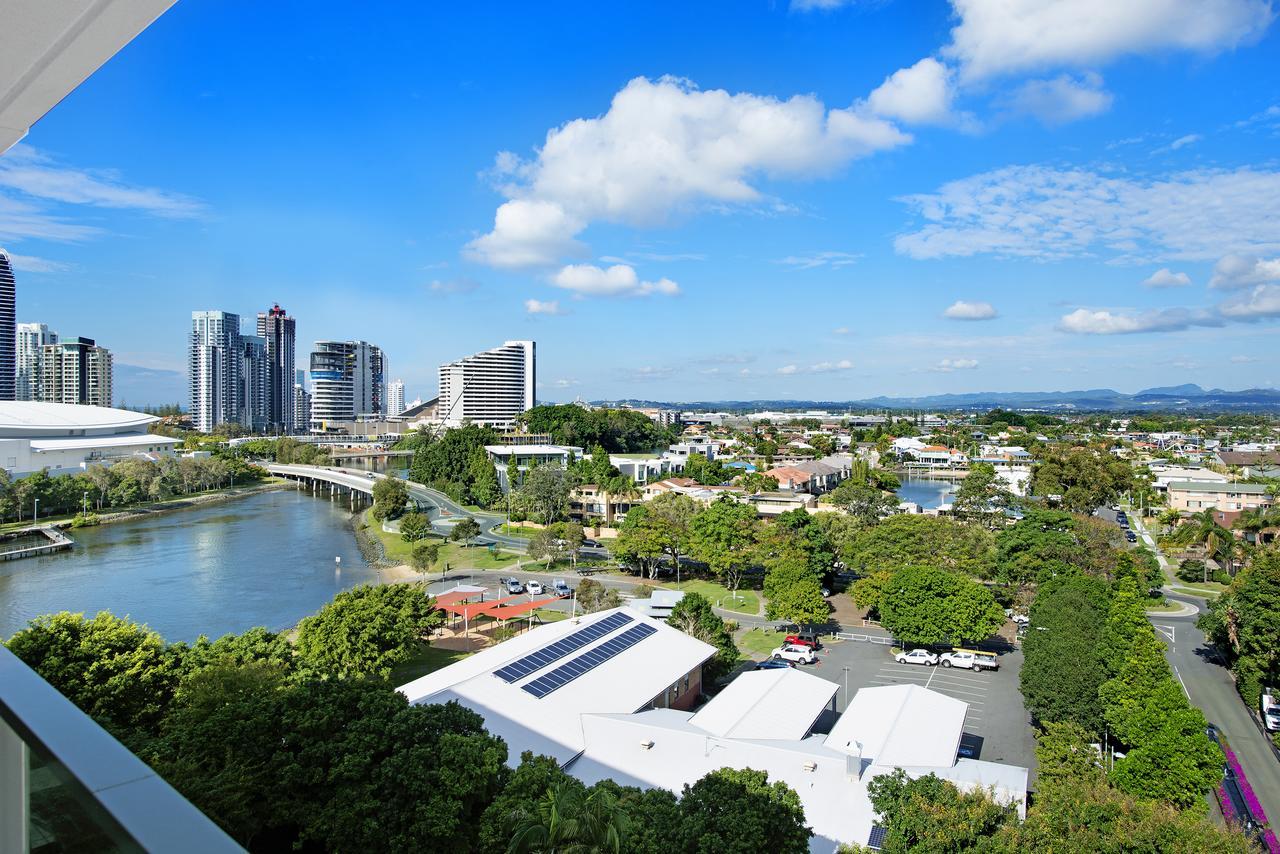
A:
[{"left": 0, "top": 646, "right": 241, "bottom": 853}]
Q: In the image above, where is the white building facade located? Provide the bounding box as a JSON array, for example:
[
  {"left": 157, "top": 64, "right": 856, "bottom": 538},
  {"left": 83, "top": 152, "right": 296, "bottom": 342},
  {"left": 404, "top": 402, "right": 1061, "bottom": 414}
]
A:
[
  {"left": 189, "top": 310, "right": 241, "bottom": 433},
  {"left": 39, "top": 337, "right": 112, "bottom": 407},
  {"left": 16, "top": 322, "right": 57, "bottom": 401},
  {"left": 388, "top": 379, "right": 405, "bottom": 416},
  {"left": 309, "top": 340, "right": 386, "bottom": 429},
  {"left": 0, "top": 402, "right": 179, "bottom": 477},
  {"left": 439, "top": 340, "right": 535, "bottom": 428}
]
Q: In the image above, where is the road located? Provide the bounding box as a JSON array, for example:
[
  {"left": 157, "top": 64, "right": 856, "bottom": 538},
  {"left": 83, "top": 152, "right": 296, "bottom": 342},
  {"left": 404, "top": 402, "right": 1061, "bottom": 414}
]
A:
[{"left": 1155, "top": 594, "right": 1280, "bottom": 827}]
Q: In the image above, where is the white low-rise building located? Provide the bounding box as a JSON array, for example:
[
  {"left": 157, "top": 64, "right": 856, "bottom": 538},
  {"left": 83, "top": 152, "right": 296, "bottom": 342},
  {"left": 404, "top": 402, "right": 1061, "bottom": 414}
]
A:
[
  {"left": 0, "top": 402, "right": 180, "bottom": 477},
  {"left": 398, "top": 608, "right": 1028, "bottom": 853}
]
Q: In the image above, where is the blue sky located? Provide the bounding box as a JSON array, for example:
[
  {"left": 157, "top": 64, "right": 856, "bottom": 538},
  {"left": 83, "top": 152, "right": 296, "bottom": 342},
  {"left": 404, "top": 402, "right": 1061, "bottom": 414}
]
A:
[{"left": 3, "top": 0, "right": 1279, "bottom": 405}]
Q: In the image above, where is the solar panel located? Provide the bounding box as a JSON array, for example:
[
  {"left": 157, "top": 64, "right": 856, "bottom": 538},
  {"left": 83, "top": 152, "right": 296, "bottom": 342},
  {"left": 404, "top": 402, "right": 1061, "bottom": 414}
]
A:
[
  {"left": 867, "top": 825, "right": 887, "bottom": 850},
  {"left": 493, "top": 611, "right": 634, "bottom": 683},
  {"left": 522, "top": 623, "right": 657, "bottom": 699}
]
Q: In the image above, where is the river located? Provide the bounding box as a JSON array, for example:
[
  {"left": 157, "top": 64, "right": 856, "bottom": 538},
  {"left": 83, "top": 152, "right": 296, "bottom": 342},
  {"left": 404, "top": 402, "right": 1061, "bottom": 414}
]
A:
[
  {"left": 895, "top": 476, "right": 959, "bottom": 509},
  {"left": 0, "top": 489, "right": 379, "bottom": 643}
]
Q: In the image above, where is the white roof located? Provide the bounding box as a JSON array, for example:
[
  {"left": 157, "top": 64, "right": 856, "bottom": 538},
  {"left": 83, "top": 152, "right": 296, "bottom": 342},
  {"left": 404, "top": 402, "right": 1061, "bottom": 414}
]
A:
[
  {"left": 0, "top": 402, "right": 157, "bottom": 436},
  {"left": 398, "top": 607, "right": 716, "bottom": 764},
  {"left": 690, "top": 668, "right": 837, "bottom": 741},
  {"left": 825, "top": 684, "right": 966, "bottom": 767},
  {"left": 29, "top": 433, "right": 180, "bottom": 451},
  {"left": 483, "top": 444, "right": 582, "bottom": 456}
]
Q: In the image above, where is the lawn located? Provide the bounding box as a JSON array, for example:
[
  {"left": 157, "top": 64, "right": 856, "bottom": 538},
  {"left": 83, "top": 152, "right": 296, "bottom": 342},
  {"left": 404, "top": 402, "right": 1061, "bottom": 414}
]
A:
[
  {"left": 737, "top": 628, "right": 786, "bottom": 658},
  {"left": 497, "top": 523, "right": 537, "bottom": 538},
  {"left": 671, "top": 579, "right": 760, "bottom": 616},
  {"left": 363, "top": 511, "right": 519, "bottom": 570},
  {"left": 389, "top": 644, "right": 471, "bottom": 684},
  {"left": 1142, "top": 598, "right": 1185, "bottom": 612}
]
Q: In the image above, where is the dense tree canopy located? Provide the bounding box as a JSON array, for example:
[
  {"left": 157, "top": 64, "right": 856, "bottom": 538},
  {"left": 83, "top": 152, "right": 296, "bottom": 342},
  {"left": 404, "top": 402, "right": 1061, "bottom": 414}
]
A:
[
  {"left": 678, "top": 767, "right": 811, "bottom": 854},
  {"left": 294, "top": 584, "right": 443, "bottom": 678},
  {"left": 667, "top": 591, "right": 738, "bottom": 680},
  {"left": 1199, "top": 546, "right": 1280, "bottom": 707},
  {"left": 1019, "top": 574, "right": 1111, "bottom": 733},
  {"left": 876, "top": 565, "right": 1003, "bottom": 646},
  {"left": 406, "top": 424, "right": 500, "bottom": 506},
  {"left": 1029, "top": 445, "right": 1133, "bottom": 512},
  {"left": 688, "top": 496, "right": 760, "bottom": 596},
  {"left": 843, "top": 514, "right": 996, "bottom": 579},
  {"left": 519, "top": 404, "right": 677, "bottom": 452}
]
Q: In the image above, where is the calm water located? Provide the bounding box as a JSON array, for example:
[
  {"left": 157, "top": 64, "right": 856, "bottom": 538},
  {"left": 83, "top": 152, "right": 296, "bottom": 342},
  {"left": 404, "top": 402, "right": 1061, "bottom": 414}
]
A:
[
  {"left": 895, "top": 477, "right": 959, "bottom": 509},
  {"left": 0, "top": 490, "right": 378, "bottom": 643}
]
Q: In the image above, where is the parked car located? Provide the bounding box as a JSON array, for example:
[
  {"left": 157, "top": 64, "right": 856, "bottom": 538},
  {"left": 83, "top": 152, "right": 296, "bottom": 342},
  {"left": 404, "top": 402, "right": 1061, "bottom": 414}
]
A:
[
  {"left": 755, "top": 658, "right": 794, "bottom": 670},
  {"left": 504, "top": 578, "right": 524, "bottom": 594},
  {"left": 551, "top": 579, "right": 573, "bottom": 598},
  {"left": 1010, "top": 613, "right": 1031, "bottom": 626},
  {"left": 1125, "top": 531, "right": 1138, "bottom": 542},
  {"left": 526, "top": 580, "right": 544, "bottom": 596},
  {"left": 785, "top": 631, "right": 822, "bottom": 650},
  {"left": 894, "top": 648, "right": 938, "bottom": 666},
  {"left": 581, "top": 538, "right": 601, "bottom": 548},
  {"left": 772, "top": 644, "right": 817, "bottom": 665},
  {"left": 940, "top": 650, "right": 999, "bottom": 671},
  {"left": 1262, "top": 688, "right": 1280, "bottom": 733}
]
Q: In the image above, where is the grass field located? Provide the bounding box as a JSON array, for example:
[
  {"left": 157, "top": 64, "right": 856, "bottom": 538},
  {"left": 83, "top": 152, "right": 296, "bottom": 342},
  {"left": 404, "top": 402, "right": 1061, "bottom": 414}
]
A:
[
  {"left": 671, "top": 579, "right": 760, "bottom": 615},
  {"left": 389, "top": 644, "right": 471, "bottom": 684},
  {"left": 363, "top": 511, "right": 519, "bottom": 570},
  {"left": 737, "top": 628, "right": 786, "bottom": 658}
]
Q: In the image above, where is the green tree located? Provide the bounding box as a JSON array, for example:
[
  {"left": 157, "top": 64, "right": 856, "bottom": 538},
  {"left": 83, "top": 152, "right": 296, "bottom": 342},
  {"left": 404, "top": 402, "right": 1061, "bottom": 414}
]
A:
[
  {"left": 508, "top": 782, "right": 628, "bottom": 854},
  {"left": 574, "top": 578, "right": 621, "bottom": 613},
  {"left": 762, "top": 545, "right": 830, "bottom": 626},
  {"left": 410, "top": 540, "right": 441, "bottom": 574},
  {"left": 843, "top": 514, "right": 996, "bottom": 580},
  {"left": 1199, "top": 547, "right": 1280, "bottom": 707},
  {"left": 294, "top": 584, "right": 443, "bottom": 678},
  {"left": 399, "top": 510, "right": 432, "bottom": 542},
  {"left": 514, "top": 465, "right": 572, "bottom": 524},
  {"left": 824, "top": 480, "right": 898, "bottom": 524},
  {"left": 738, "top": 471, "right": 780, "bottom": 494},
  {"left": 1019, "top": 574, "right": 1111, "bottom": 734},
  {"left": 1109, "top": 707, "right": 1223, "bottom": 809},
  {"left": 528, "top": 526, "right": 565, "bottom": 570},
  {"left": 612, "top": 504, "right": 668, "bottom": 578},
  {"left": 667, "top": 592, "right": 737, "bottom": 680},
  {"left": 371, "top": 475, "right": 409, "bottom": 520},
  {"left": 952, "top": 462, "right": 1013, "bottom": 529},
  {"left": 1096, "top": 581, "right": 1150, "bottom": 675},
  {"left": 451, "top": 516, "right": 483, "bottom": 546},
  {"left": 877, "top": 565, "right": 1003, "bottom": 646},
  {"left": 688, "top": 496, "right": 759, "bottom": 600},
  {"left": 677, "top": 768, "right": 810, "bottom": 854},
  {"left": 864, "top": 770, "right": 1013, "bottom": 854},
  {"left": 1098, "top": 626, "right": 1187, "bottom": 746}
]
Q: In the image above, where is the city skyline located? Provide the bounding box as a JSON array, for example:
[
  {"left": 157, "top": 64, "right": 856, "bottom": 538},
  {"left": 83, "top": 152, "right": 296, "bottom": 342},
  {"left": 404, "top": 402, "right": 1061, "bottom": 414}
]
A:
[{"left": 1, "top": 3, "right": 1278, "bottom": 405}]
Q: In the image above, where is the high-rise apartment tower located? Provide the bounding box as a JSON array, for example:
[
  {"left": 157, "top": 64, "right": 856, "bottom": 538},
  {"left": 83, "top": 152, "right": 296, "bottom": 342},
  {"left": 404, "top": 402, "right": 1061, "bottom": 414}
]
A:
[
  {"left": 256, "top": 304, "right": 296, "bottom": 433},
  {"left": 308, "top": 340, "right": 385, "bottom": 429},
  {"left": 0, "top": 250, "right": 16, "bottom": 400},
  {"left": 189, "top": 311, "right": 241, "bottom": 433},
  {"left": 388, "top": 379, "right": 405, "bottom": 416},
  {"left": 439, "top": 340, "right": 535, "bottom": 428},
  {"left": 39, "top": 337, "right": 112, "bottom": 406},
  {"left": 17, "top": 322, "right": 57, "bottom": 401}
]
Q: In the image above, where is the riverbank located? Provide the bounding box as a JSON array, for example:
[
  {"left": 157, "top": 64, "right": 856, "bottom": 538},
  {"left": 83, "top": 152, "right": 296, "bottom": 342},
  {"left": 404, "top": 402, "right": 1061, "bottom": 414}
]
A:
[{"left": 1, "top": 479, "right": 295, "bottom": 535}]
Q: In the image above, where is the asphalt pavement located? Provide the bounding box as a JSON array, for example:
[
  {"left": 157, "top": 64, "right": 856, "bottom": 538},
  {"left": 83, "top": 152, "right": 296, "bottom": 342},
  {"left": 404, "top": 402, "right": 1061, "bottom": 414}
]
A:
[{"left": 1154, "top": 594, "right": 1280, "bottom": 826}]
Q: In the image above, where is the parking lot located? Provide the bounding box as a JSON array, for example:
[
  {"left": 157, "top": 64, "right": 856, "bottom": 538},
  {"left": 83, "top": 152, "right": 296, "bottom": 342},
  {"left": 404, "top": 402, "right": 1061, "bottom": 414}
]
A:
[{"left": 805, "top": 636, "right": 1039, "bottom": 778}]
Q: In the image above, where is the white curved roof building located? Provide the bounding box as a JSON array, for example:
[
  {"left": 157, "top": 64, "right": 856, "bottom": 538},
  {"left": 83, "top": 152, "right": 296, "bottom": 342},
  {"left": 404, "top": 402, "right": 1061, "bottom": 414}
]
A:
[{"left": 0, "top": 402, "right": 180, "bottom": 477}]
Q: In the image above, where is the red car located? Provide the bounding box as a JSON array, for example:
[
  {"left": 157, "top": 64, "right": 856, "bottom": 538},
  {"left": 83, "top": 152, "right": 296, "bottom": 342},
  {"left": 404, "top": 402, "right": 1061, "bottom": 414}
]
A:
[{"left": 784, "top": 634, "right": 819, "bottom": 650}]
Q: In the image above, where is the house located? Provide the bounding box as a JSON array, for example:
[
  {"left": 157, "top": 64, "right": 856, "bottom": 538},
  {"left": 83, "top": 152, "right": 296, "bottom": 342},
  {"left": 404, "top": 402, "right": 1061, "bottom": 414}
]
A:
[
  {"left": 485, "top": 444, "right": 584, "bottom": 491},
  {"left": 1167, "top": 482, "right": 1275, "bottom": 513},
  {"left": 569, "top": 484, "right": 640, "bottom": 525},
  {"left": 641, "top": 477, "right": 743, "bottom": 505},
  {"left": 1148, "top": 465, "right": 1230, "bottom": 493},
  {"left": 763, "top": 457, "right": 850, "bottom": 495},
  {"left": 911, "top": 445, "right": 968, "bottom": 469},
  {"left": 1216, "top": 451, "right": 1280, "bottom": 479},
  {"left": 746, "top": 491, "right": 818, "bottom": 516}
]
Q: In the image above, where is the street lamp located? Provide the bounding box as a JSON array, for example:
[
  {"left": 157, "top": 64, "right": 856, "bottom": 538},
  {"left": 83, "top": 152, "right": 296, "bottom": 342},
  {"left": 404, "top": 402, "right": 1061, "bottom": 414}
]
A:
[
  {"left": 82, "top": 491, "right": 89, "bottom": 516},
  {"left": 33, "top": 497, "right": 39, "bottom": 525}
]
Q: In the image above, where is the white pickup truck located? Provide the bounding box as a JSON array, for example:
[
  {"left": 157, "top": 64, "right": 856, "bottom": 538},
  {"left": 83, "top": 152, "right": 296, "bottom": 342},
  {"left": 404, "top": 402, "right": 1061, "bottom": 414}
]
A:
[
  {"left": 940, "top": 650, "right": 999, "bottom": 672},
  {"left": 1262, "top": 688, "right": 1280, "bottom": 732}
]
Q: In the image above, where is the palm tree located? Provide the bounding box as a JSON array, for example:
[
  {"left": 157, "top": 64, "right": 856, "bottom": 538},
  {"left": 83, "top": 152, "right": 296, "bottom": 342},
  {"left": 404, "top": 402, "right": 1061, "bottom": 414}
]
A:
[
  {"left": 1171, "top": 509, "right": 1235, "bottom": 581},
  {"left": 507, "top": 783, "right": 627, "bottom": 854},
  {"left": 1236, "top": 507, "right": 1280, "bottom": 546}
]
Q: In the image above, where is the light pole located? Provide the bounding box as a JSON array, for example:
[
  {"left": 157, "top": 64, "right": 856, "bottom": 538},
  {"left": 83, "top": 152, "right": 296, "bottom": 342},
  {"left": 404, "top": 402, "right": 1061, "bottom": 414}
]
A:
[
  {"left": 82, "top": 491, "right": 89, "bottom": 516},
  {"left": 33, "top": 498, "right": 39, "bottom": 525}
]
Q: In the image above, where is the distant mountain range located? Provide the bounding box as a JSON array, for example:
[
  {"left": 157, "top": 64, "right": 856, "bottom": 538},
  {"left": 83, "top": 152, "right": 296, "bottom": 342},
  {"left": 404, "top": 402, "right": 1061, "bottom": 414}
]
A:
[{"left": 598, "top": 385, "right": 1280, "bottom": 413}]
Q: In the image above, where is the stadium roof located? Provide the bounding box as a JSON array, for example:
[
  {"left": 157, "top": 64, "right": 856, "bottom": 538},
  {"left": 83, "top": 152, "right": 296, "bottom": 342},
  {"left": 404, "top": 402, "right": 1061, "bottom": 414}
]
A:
[{"left": 0, "top": 402, "right": 158, "bottom": 436}]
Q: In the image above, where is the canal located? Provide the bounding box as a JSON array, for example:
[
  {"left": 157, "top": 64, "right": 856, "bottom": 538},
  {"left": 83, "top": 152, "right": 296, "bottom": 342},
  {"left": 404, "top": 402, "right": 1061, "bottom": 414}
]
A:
[
  {"left": 0, "top": 488, "right": 379, "bottom": 643},
  {"left": 895, "top": 475, "right": 959, "bottom": 509}
]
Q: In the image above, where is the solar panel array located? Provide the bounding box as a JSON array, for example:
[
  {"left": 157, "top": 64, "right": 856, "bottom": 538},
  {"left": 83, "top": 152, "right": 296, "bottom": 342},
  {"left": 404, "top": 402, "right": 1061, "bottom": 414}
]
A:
[
  {"left": 493, "top": 611, "right": 633, "bottom": 684},
  {"left": 867, "top": 825, "right": 887, "bottom": 851},
  {"left": 522, "top": 623, "right": 658, "bottom": 699}
]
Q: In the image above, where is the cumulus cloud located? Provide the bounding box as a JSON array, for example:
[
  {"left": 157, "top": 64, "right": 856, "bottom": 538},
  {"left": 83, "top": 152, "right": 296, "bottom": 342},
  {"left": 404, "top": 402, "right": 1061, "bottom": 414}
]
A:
[
  {"left": 1210, "top": 254, "right": 1280, "bottom": 289},
  {"left": 867, "top": 58, "right": 966, "bottom": 126},
  {"left": 778, "top": 359, "right": 854, "bottom": 375},
  {"left": 777, "top": 364, "right": 799, "bottom": 375},
  {"left": 775, "top": 251, "right": 861, "bottom": 269},
  {"left": 524, "top": 298, "right": 566, "bottom": 315},
  {"left": 895, "top": 165, "right": 1280, "bottom": 262},
  {"left": 943, "top": 300, "right": 998, "bottom": 320},
  {"left": 1142, "top": 268, "right": 1192, "bottom": 288},
  {"left": 1058, "top": 307, "right": 1220, "bottom": 334},
  {"left": 935, "top": 358, "right": 979, "bottom": 371},
  {"left": 943, "top": 0, "right": 1275, "bottom": 81},
  {"left": 551, "top": 263, "right": 680, "bottom": 298},
  {"left": 1002, "top": 73, "right": 1113, "bottom": 124},
  {"left": 465, "top": 76, "right": 910, "bottom": 269},
  {"left": 552, "top": 378, "right": 580, "bottom": 388},
  {"left": 1219, "top": 284, "right": 1280, "bottom": 318}
]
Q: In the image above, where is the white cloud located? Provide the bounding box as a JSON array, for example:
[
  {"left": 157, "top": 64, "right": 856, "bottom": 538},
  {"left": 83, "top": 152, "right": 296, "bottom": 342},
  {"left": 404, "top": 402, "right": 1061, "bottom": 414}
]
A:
[
  {"left": 466, "top": 75, "right": 910, "bottom": 269},
  {"left": 3, "top": 252, "right": 70, "bottom": 273},
  {"left": 943, "top": 300, "right": 998, "bottom": 320},
  {"left": 1057, "top": 307, "right": 1218, "bottom": 334},
  {"left": 524, "top": 298, "right": 567, "bottom": 315},
  {"left": 867, "top": 58, "right": 964, "bottom": 126},
  {"left": 775, "top": 251, "right": 861, "bottom": 269},
  {"left": 627, "top": 366, "right": 676, "bottom": 381},
  {"left": 552, "top": 378, "right": 580, "bottom": 388},
  {"left": 935, "top": 358, "right": 979, "bottom": 371},
  {"left": 943, "top": 0, "right": 1275, "bottom": 81},
  {"left": 1142, "top": 268, "right": 1192, "bottom": 288},
  {"left": 778, "top": 359, "right": 854, "bottom": 375},
  {"left": 1002, "top": 73, "right": 1113, "bottom": 124},
  {"left": 791, "top": 0, "right": 855, "bottom": 9},
  {"left": 1231, "top": 354, "right": 1258, "bottom": 363},
  {"left": 0, "top": 144, "right": 203, "bottom": 218},
  {"left": 895, "top": 165, "right": 1280, "bottom": 262},
  {"left": 428, "top": 277, "right": 480, "bottom": 295},
  {"left": 1210, "top": 254, "right": 1280, "bottom": 289},
  {"left": 1219, "top": 284, "right": 1280, "bottom": 318},
  {"left": 833, "top": 326, "right": 851, "bottom": 335},
  {"left": 1168, "top": 133, "right": 1202, "bottom": 151},
  {"left": 551, "top": 263, "right": 680, "bottom": 298}
]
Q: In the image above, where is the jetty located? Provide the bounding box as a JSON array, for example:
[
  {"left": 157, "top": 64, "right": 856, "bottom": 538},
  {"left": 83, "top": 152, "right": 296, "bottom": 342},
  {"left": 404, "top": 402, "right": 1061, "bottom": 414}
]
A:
[{"left": 0, "top": 526, "right": 74, "bottom": 561}]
